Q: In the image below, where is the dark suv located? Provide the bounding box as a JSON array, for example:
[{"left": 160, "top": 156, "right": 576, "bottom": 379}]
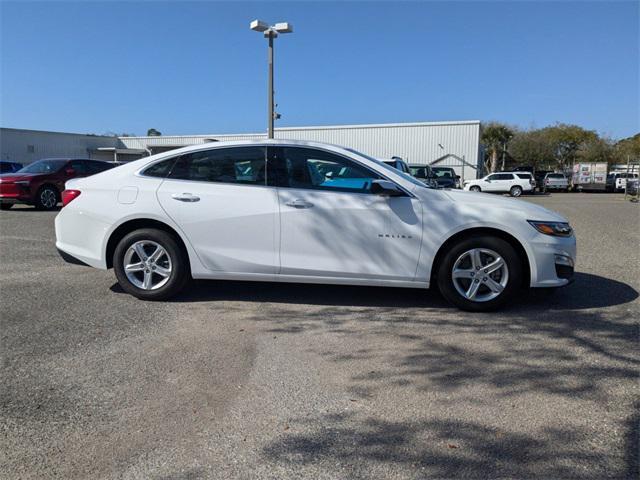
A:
[{"left": 0, "top": 158, "right": 115, "bottom": 210}]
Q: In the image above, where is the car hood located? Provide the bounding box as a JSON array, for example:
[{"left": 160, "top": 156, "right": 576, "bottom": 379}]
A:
[
  {"left": 0, "top": 173, "right": 43, "bottom": 182},
  {"left": 441, "top": 188, "right": 567, "bottom": 222}
]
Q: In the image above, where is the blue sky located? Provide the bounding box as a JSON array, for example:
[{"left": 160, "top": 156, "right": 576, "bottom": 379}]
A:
[{"left": 1, "top": 1, "right": 638, "bottom": 139}]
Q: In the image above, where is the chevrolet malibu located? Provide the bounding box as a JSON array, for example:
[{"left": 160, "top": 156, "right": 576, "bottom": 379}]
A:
[{"left": 55, "top": 140, "right": 576, "bottom": 311}]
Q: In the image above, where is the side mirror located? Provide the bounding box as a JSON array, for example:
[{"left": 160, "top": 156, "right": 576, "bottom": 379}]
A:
[
  {"left": 65, "top": 167, "right": 76, "bottom": 175},
  {"left": 371, "top": 179, "right": 405, "bottom": 197},
  {"left": 455, "top": 175, "right": 461, "bottom": 180}
]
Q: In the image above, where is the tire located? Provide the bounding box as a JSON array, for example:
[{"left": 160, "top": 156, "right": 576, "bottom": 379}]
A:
[
  {"left": 34, "top": 185, "right": 59, "bottom": 210},
  {"left": 509, "top": 186, "right": 523, "bottom": 197},
  {"left": 113, "top": 228, "right": 190, "bottom": 301},
  {"left": 0, "top": 204, "right": 13, "bottom": 210},
  {"left": 437, "top": 235, "right": 523, "bottom": 312},
  {"left": 470, "top": 186, "right": 481, "bottom": 192}
]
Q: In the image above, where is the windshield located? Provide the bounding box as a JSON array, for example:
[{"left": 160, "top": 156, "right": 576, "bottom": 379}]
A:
[
  {"left": 18, "top": 159, "right": 67, "bottom": 174},
  {"left": 345, "top": 148, "right": 430, "bottom": 189}
]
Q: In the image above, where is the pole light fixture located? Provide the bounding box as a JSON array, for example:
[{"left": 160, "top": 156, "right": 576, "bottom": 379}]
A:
[{"left": 250, "top": 19, "right": 293, "bottom": 138}]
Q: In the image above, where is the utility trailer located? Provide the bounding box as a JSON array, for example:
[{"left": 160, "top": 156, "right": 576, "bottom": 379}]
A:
[{"left": 571, "top": 162, "right": 608, "bottom": 191}]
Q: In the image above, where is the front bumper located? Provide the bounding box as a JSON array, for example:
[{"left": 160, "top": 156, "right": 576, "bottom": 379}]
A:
[
  {"left": 0, "top": 181, "right": 34, "bottom": 202},
  {"left": 528, "top": 234, "right": 577, "bottom": 288}
]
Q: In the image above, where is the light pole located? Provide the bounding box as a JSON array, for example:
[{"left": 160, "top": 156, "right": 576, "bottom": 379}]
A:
[{"left": 250, "top": 20, "right": 293, "bottom": 139}]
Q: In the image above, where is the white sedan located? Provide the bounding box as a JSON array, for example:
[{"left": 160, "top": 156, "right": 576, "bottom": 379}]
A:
[{"left": 55, "top": 140, "right": 576, "bottom": 311}]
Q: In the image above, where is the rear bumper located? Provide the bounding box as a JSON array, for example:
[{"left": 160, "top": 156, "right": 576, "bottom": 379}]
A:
[
  {"left": 57, "top": 247, "right": 91, "bottom": 267},
  {"left": 54, "top": 207, "right": 109, "bottom": 269}
]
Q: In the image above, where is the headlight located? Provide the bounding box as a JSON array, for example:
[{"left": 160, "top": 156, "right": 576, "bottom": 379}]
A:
[{"left": 528, "top": 220, "right": 573, "bottom": 237}]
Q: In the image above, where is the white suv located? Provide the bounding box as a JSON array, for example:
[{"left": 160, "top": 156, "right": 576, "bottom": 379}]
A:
[{"left": 464, "top": 172, "right": 534, "bottom": 197}]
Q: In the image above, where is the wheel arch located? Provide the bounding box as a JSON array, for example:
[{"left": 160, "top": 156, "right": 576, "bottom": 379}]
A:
[
  {"left": 430, "top": 227, "right": 532, "bottom": 288},
  {"left": 105, "top": 218, "right": 190, "bottom": 269}
]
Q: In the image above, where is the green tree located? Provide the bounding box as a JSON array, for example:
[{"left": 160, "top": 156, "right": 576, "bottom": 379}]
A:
[
  {"left": 540, "top": 123, "right": 598, "bottom": 169},
  {"left": 615, "top": 133, "right": 640, "bottom": 163},
  {"left": 147, "top": 128, "right": 162, "bottom": 136},
  {"left": 481, "top": 122, "right": 515, "bottom": 173},
  {"left": 577, "top": 136, "right": 616, "bottom": 164},
  {"left": 509, "top": 129, "right": 555, "bottom": 171}
]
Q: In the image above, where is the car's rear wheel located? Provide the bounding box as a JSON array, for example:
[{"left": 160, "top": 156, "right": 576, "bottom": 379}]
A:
[
  {"left": 0, "top": 204, "right": 13, "bottom": 210},
  {"left": 509, "top": 186, "right": 523, "bottom": 197},
  {"left": 113, "top": 228, "right": 190, "bottom": 300},
  {"left": 437, "top": 235, "right": 522, "bottom": 311},
  {"left": 35, "top": 186, "right": 59, "bottom": 210},
  {"left": 470, "top": 186, "right": 481, "bottom": 192}
]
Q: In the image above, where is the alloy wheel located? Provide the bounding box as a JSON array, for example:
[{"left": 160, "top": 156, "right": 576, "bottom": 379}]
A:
[
  {"left": 123, "top": 240, "right": 172, "bottom": 290},
  {"left": 41, "top": 189, "right": 57, "bottom": 209},
  {"left": 451, "top": 248, "right": 509, "bottom": 302}
]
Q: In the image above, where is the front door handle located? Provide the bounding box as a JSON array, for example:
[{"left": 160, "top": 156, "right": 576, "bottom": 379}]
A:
[
  {"left": 171, "top": 193, "right": 200, "bottom": 202},
  {"left": 285, "top": 199, "right": 314, "bottom": 209}
]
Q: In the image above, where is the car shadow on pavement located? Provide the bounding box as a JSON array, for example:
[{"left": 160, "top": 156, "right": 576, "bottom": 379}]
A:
[
  {"left": 110, "top": 271, "right": 638, "bottom": 311},
  {"left": 109, "top": 271, "right": 639, "bottom": 478}
]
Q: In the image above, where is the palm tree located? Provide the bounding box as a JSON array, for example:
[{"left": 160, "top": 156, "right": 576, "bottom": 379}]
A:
[{"left": 481, "top": 123, "right": 514, "bottom": 173}]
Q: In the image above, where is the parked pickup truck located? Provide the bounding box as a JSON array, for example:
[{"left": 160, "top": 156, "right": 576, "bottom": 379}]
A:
[
  {"left": 606, "top": 172, "right": 639, "bottom": 192},
  {"left": 542, "top": 173, "right": 569, "bottom": 192}
]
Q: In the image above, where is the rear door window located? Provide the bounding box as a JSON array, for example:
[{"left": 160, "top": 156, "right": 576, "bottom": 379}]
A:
[
  {"left": 495, "top": 173, "right": 514, "bottom": 181},
  {"left": 168, "top": 147, "right": 267, "bottom": 185}
]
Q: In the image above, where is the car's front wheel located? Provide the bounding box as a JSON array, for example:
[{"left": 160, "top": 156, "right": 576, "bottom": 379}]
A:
[
  {"left": 113, "top": 228, "right": 190, "bottom": 300},
  {"left": 35, "top": 186, "right": 59, "bottom": 210},
  {"left": 437, "top": 235, "right": 522, "bottom": 311},
  {"left": 470, "top": 186, "right": 481, "bottom": 192}
]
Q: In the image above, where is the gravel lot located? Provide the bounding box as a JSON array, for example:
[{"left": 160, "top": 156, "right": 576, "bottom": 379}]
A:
[{"left": 1, "top": 193, "right": 638, "bottom": 479}]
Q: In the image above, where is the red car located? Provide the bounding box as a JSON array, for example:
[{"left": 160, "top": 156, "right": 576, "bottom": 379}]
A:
[{"left": 0, "top": 158, "right": 116, "bottom": 211}]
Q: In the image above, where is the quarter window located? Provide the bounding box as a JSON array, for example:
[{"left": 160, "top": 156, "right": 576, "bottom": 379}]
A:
[
  {"left": 143, "top": 158, "right": 177, "bottom": 178},
  {"left": 168, "top": 147, "right": 266, "bottom": 185},
  {"left": 273, "top": 147, "right": 381, "bottom": 193}
]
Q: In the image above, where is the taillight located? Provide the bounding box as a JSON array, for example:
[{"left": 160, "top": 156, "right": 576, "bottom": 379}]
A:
[{"left": 62, "top": 189, "right": 81, "bottom": 207}]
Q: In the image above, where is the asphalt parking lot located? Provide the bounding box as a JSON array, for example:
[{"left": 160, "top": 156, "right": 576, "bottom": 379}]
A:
[{"left": 1, "top": 193, "right": 638, "bottom": 479}]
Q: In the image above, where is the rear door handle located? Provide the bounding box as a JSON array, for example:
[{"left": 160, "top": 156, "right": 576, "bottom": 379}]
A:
[
  {"left": 171, "top": 193, "right": 200, "bottom": 202},
  {"left": 285, "top": 199, "right": 314, "bottom": 209}
]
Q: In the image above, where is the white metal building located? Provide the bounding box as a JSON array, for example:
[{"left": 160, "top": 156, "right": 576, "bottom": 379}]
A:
[
  {"left": 120, "top": 121, "right": 482, "bottom": 181},
  {"left": 0, "top": 128, "right": 120, "bottom": 164},
  {"left": 1, "top": 121, "right": 483, "bottom": 181}
]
